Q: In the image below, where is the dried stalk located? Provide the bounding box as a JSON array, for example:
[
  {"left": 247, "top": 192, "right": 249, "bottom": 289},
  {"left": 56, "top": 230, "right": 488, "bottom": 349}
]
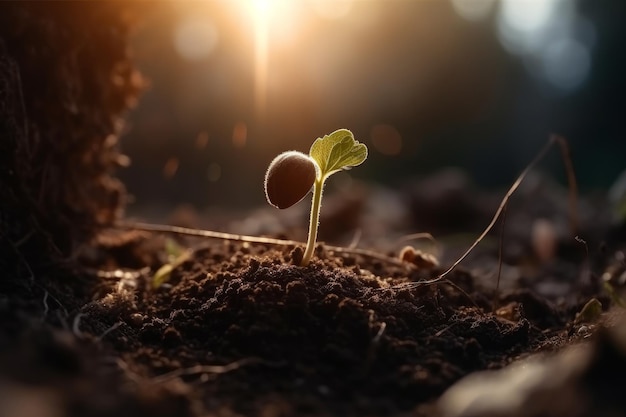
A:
[{"left": 115, "top": 221, "right": 411, "bottom": 268}]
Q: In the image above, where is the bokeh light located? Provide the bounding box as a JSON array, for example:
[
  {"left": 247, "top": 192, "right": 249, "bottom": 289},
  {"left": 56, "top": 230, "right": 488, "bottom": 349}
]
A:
[
  {"left": 451, "top": 0, "right": 495, "bottom": 22},
  {"left": 207, "top": 163, "right": 222, "bottom": 182},
  {"left": 121, "top": 0, "right": 626, "bottom": 212},
  {"left": 195, "top": 131, "right": 209, "bottom": 149},
  {"left": 163, "top": 157, "right": 179, "bottom": 179},
  {"left": 173, "top": 17, "right": 218, "bottom": 61},
  {"left": 494, "top": 0, "right": 593, "bottom": 92},
  {"left": 370, "top": 124, "right": 403, "bottom": 156},
  {"left": 541, "top": 37, "right": 591, "bottom": 91},
  {"left": 497, "top": 0, "right": 558, "bottom": 54},
  {"left": 232, "top": 122, "right": 248, "bottom": 148}
]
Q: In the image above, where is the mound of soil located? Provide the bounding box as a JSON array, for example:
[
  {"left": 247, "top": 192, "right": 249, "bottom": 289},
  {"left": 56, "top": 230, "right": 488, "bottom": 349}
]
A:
[{"left": 16, "top": 224, "right": 587, "bottom": 417}]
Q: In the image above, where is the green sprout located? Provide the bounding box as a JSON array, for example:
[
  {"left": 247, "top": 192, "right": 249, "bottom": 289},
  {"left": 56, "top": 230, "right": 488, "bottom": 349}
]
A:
[
  {"left": 264, "top": 129, "right": 368, "bottom": 266},
  {"left": 152, "top": 238, "right": 192, "bottom": 288},
  {"left": 574, "top": 297, "right": 603, "bottom": 324}
]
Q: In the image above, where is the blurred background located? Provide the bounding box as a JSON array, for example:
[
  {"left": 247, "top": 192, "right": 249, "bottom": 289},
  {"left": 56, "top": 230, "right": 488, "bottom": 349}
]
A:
[{"left": 120, "top": 0, "right": 625, "bottom": 221}]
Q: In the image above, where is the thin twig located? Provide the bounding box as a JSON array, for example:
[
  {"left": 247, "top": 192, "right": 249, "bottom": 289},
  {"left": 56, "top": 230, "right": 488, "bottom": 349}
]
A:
[
  {"left": 398, "top": 135, "right": 577, "bottom": 288},
  {"left": 41, "top": 290, "right": 49, "bottom": 321},
  {"left": 435, "top": 323, "right": 456, "bottom": 337},
  {"left": 108, "top": 357, "right": 142, "bottom": 385},
  {"left": 326, "top": 245, "right": 408, "bottom": 268},
  {"left": 35, "top": 284, "right": 69, "bottom": 317},
  {"left": 72, "top": 313, "right": 85, "bottom": 338},
  {"left": 97, "top": 321, "right": 123, "bottom": 342},
  {"left": 552, "top": 135, "right": 579, "bottom": 235},
  {"left": 14, "top": 230, "right": 35, "bottom": 247},
  {"left": 493, "top": 203, "right": 508, "bottom": 313},
  {"left": 348, "top": 229, "right": 362, "bottom": 249},
  {"left": 398, "top": 232, "right": 437, "bottom": 245},
  {"left": 116, "top": 221, "right": 298, "bottom": 246},
  {"left": 398, "top": 232, "right": 441, "bottom": 258},
  {"left": 372, "top": 321, "right": 387, "bottom": 344},
  {"left": 115, "top": 221, "right": 411, "bottom": 269},
  {"left": 364, "top": 310, "right": 387, "bottom": 374},
  {"left": 442, "top": 279, "right": 480, "bottom": 310}
]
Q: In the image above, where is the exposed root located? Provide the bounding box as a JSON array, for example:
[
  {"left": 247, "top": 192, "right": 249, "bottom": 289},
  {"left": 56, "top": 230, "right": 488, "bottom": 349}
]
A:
[
  {"left": 150, "top": 358, "right": 268, "bottom": 385},
  {"left": 72, "top": 313, "right": 85, "bottom": 338},
  {"left": 348, "top": 228, "right": 362, "bottom": 249},
  {"left": 41, "top": 290, "right": 49, "bottom": 321},
  {"left": 97, "top": 321, "right": 123, "bottom": 342},
  {"left": 372, "top": 321, "right": 386, "bottom": 345},
  {"left": 35, "top": 283, "right": 69, "bottom": 318}
]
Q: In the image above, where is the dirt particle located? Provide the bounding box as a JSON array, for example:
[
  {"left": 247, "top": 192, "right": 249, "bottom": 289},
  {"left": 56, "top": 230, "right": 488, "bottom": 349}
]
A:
[
  {"left": 163, "top": 326, "right": 182, "bottom": 346},
  {"left": 130, "top": 313, "right": 145, "bottom": 327},
  {"left": 248, "top": 257, "right": 260, "bottom": 273},
  {"left": 289, "top": 246, "right": 304, "bottom": 265},
  {"left": 286, "top": 280, "right": 308, "bottom": 305}
]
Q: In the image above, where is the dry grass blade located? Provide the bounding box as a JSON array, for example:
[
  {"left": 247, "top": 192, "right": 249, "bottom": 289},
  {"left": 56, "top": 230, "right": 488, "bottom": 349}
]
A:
[
  {"left": 554, "top": 134, "right": 579, "bottom": 235},
  {"left": 115, "top": 221, "right": 411, "bottom": 268},
  {"left": 493, "top": 203, "right": 507, "bottom": 312},
  {"left": 399, "top": 134, "right": 578, "bottom": 288}
]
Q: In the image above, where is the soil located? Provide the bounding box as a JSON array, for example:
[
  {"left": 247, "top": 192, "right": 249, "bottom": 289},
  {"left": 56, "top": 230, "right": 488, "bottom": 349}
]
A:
[{"left": 3, "top": 178, "right": 623, "bottom": 417}]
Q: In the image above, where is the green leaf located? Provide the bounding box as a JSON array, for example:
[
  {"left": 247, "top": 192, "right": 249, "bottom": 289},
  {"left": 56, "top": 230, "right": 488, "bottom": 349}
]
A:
[
  {"left": 309, "top": 129, "right": 368, "bottom": 179},
  {"left": 604, "top": 282, "right": 626, "bottom": 308},
  {"left": 165, "top": 238, "right": 185, "bottom": 259},
  {"left": 152, "top": 263, "right": 174, "bottom": 289},
  {"left": 574, "top": 297, "right": 603, "bottom": 324},
  {"left": 152, "top": 249, "right": 193, "bottom": 289}
]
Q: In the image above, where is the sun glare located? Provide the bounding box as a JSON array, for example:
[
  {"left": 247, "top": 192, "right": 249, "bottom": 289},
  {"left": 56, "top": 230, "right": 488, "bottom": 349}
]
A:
[
  {"left": 251, "top": 0, "right": 270, "bottom": 120},
  {"left": 252, "top": 0, "right": 272, "bottom": 16},
  {"left": 233, "top": 0, "right": 356, "bottom": 120},
  {"left": 242, "top": 0, "right": 299, "bottom": 121}
]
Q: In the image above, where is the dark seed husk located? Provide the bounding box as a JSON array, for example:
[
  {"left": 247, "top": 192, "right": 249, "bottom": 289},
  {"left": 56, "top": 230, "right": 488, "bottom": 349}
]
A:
[{"left": 265, "top": 151, "right": 317, "bottom": 209}]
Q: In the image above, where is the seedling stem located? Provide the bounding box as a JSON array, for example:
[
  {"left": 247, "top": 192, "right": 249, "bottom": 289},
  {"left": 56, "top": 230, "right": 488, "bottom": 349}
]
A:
[{"left": 302, "top": 177, "right": 324, "bottom": 266}]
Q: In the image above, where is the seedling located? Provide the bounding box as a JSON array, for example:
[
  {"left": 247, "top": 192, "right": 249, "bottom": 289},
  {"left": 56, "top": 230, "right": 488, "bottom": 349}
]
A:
[
  {"left": 264, "top": 129, "right": 368, "bottom": 266},
  {"left": 123, "top": 134, "right": 576, "bottom": 289},
  {"left": 574, "top": 297, "right": 603, "bottom": 324},
  {"left": 152, "top": 238, "right": 192, "bottom": 288}
]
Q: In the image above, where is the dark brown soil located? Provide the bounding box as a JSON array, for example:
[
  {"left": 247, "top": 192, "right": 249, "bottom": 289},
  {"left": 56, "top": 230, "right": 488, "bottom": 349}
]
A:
[{"left": 7, "top": 221, "right": 595, "bottom": 417}]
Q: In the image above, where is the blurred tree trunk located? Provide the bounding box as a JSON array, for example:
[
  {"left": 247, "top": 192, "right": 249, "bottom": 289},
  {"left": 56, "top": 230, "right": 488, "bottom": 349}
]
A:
[{"left": 0, "top": 2, "right": 143, "bottom": 277}]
